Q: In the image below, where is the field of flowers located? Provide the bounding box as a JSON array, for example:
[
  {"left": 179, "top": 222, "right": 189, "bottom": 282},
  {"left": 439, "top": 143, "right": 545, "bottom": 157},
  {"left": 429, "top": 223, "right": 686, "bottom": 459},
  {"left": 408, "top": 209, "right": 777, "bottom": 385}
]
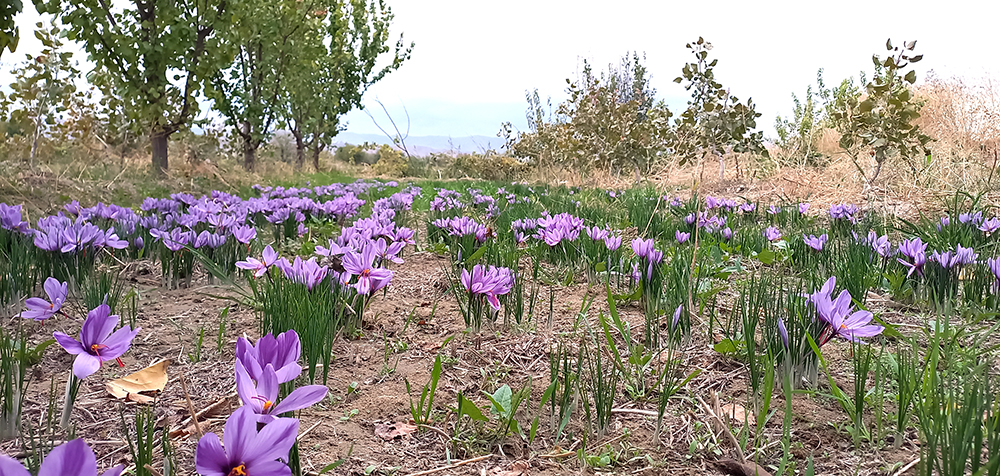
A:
[{"left": 1, "top": 179, "right": 1000, "bottom": 476}]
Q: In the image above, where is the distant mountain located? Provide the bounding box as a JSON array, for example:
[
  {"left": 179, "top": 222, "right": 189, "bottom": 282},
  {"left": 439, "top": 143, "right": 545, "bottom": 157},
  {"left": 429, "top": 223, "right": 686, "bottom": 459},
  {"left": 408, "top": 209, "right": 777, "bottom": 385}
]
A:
[{"left": 333, "top": 132, "right": 505, "bottom": 156}]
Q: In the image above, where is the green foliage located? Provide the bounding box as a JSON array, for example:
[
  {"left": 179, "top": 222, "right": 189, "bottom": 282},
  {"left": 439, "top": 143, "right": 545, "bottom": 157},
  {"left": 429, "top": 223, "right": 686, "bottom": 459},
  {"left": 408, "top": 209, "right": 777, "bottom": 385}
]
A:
[
  {"left": 283, "top": 0, "right": 412, "bottom": 171},
  {"left": 774, "top": 69, "right": 862, "bottom": 166},
  {"left": 832, "top": 39, "right": 933, "bottom": 183},
  {"left": 504, "top": 53, "right": 673, "bottom": 178},
  {"left": 672, "top": 37, "right": 769, "bottom": 179},
  {"left": 3, "top": 23, "right": 88, "bottom": 165},
  {"left": 0, "top": 0, "right": 20, "bottom": 59},
  {"left": 36, "top": 0, "right": 235, "bottom": 174}
]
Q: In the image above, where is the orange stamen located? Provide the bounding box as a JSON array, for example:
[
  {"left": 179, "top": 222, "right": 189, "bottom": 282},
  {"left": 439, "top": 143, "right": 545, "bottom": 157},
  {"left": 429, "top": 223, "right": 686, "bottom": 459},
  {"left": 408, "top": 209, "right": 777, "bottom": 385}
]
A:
[{"left": 227, "top": 463, "right": 248, "bottom": 476}]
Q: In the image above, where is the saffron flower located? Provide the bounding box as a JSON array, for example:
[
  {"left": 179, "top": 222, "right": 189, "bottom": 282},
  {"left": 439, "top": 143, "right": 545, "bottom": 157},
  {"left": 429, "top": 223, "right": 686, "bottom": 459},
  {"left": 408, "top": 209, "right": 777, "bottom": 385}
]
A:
[
  {"left": 897, "top": 237, "right": 928, "bottom": 277},
  {"left": 675, "top": 230, "right": 690, "bottom": 244},
  {"left": 777, "top": 317, "right": 789, "bottom": 348},
  {"left": 803, "top": 234, "right": 827, "bottom": 252},
  {"left": 764, "top": 226, "right": 782, "bottom": 242},
  {"left": 235, "top": 361, "right": 328, "bottom": 423},
  {"left": 631, "top": 238, "right": 655, "bottom": 259},
  {"left": 53, "top": 304, "right": 140, "bottom": 379},
  {"left": 340, "top": 246, "right": 393, "bottom": 295},
  {"left": 798, "top": 203, "right": 810, "bottom": 214},
  {"left": 19, "top": 277, "right": 68, "bottom": 321},
  {"left": 0, "top": 439, "right": 123, "bottom": 476},
  {"left": 988, "top": 257, "right": 1000, "bottom": 289},
  {"left": 672, "top": 305, "right": 683, "bottom": 330},
  {"left": 236, "top": 245, "right": 279, "bottom": 278},
  {"left": 460, "top": 265, "right": 514, "bottom": 310},
  {"left": 806, "top": 277, "right": 884, "bottom": 344},
  {"left": 721, "top": 227, "right": 733, "bottom": 241},
  {"left": 236, "top": 331, "right": 303, "bottom": 384},
  {"left": 195, "top": 406, "right": 299, "bottom": 476}
]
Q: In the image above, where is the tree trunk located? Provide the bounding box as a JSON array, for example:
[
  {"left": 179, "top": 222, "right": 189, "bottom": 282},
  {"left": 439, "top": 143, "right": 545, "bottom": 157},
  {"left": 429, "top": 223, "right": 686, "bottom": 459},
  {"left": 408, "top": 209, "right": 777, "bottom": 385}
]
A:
[
  {"left": 151, "top": 130, "right": 169, "bottom": 175},
  {"left": 312, "top": 146, "right": 322, "bottom": 172},
  {"left": 242, "top": 121, "right": 255, "bottom": 171},
  {"left": 292, "top": 130, "right": 305, "bottom": 170},
  {"left": 243, "top": 140, "right": 256, "bottom": 172}
]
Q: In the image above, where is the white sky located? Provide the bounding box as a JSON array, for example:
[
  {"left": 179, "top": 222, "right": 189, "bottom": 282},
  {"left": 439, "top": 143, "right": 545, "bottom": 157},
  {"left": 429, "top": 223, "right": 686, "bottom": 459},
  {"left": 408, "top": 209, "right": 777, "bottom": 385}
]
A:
[{"left": 4, "top": 0, "right": 999, "bottom": 139}]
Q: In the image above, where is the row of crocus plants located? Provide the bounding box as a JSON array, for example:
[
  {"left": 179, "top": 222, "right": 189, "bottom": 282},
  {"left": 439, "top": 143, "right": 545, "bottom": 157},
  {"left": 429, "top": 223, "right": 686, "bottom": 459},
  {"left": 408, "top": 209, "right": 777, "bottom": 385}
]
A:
[{"left": 3, "top": 181, "right": 1000, "bottom": 474}]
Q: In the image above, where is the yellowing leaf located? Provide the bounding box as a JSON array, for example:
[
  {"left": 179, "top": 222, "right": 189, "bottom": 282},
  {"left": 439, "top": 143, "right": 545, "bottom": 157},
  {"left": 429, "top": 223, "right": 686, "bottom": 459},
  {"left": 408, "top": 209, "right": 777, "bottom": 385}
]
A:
[{"left": 106, "top": 359, "right": 170, "bottom": 401}]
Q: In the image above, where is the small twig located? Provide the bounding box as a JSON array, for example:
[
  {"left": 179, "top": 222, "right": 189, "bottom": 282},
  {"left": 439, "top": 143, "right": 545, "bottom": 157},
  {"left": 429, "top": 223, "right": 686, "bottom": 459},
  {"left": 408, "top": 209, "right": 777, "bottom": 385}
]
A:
[
  {"left": 891, "top": 458, "right": 920, "bottom": 476},
  {"left": 179, "top": 373, "right": 202, "bottom": 437},
  {"left": 143, "top": 464, "right": 164, "bottom": 476},
  {"left": 696, "top": 394, "right": 746, "bottom": 462},
  {"left": 402, "top": 454, "right": 493, "bottom": 476},
  {"left": 297, "top": 419, "right": 324, "bottom": 441},
  {"left": 417, "top": 424, "right": 450, "bottom": 440},
  {"left": 610, "top": 408, "right": 659, "bottom": 417}
]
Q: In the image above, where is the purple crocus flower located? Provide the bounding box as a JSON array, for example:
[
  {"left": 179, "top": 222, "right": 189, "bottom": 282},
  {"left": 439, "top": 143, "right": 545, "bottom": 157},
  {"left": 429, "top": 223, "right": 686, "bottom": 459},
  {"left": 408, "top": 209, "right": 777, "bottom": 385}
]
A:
[
  {"left": 896, "top": 237, "right": 927, "bottom": 277},
  {"left": 767, "top": 205, "right": 781, "bottom": 215},
  {"left": 195, "top": 406, "right": 298, "bottom": 476},
  {"left": 676, "top": 230, "right": 690, "bottom": 244},
  {"left": 236, "top": 245, "right": 279, "bottom": 278},
  {"left": 236, "top": 331, "right": 302, "bottom": 384},
  {"left": 721, "top": 227, "right": 733, "bottom": 241},
  {"left": 739, "top": 203, "right": 756, "bottom": 214},
  {"left": 373, "top": 238, "right": 405, "bottom": 265},
  {"left": 938, "top": 216, "right": 950, "bottom": 231},
  {"left": 586, "top": 226, "right": 609, "bottom": 241},
  {"left": 631, "top": 238, "right": 655, "bottom": 259},
  {"left": 604, "top": 234, "right": 622, "bottom": 251},
  {"left": 955, "top": 244, "right": 978, "bottom": 266},
  {"left": 988, "top": 257, "right": 1000, "bottom": 289},
  {"left": 235, "top": 361, "right": 328, "bottom": 423},
  {"left": 53, "top": 304, "right": 140, "bottom": 379},
  {"left": 340, "top": 246, "right": 393, "bottom": 295},
  {"left": 672, "top": 305, "right": 683, "bottom": 330},
  {"left": 866, "top": 231, "right": 891, "bottom": 258},
  {"left": 232, "top": 225, "right": 257, "bottom": 245},
  {"left": 798, "top": 203, "right": 810, "bottom": 214},
  {"left": 460, "top": 265, "right": 514, "bottom": 310},
  {"left": 0, "top": 439, "right": 123, "bottom": 476},
  {"left": 19, "top": 277, "right": 68, "bottom": 321},
  {"left": 684, "top": 213, "right": 697, "bottom": 226},
  {"left": 777, "top": 317, "right": 789, "bottom": 348},
  {"left": 806, "top": 277, "right": 884, "bottom": 344},
  {"left": 959, "top": 211, "right": 983, "bottom": 226},
  {"left": 803, "top": 234, "right": 827, "bottom": 252},
  {"left": 764, "top": 226, "right": 782, "bottom": 242}
]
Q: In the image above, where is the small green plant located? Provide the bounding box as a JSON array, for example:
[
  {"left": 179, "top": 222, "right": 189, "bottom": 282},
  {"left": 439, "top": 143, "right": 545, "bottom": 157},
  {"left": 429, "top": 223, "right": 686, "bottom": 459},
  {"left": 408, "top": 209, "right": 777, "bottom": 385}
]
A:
[
  {"left": 405, "top": 354, "right": 442, "bottom": 426},
  {"left": 123, "top": 406, "right": 158, "bottom": 476},
  {"left": 189, "top": 327, "right": 205, "bottom": 363}
]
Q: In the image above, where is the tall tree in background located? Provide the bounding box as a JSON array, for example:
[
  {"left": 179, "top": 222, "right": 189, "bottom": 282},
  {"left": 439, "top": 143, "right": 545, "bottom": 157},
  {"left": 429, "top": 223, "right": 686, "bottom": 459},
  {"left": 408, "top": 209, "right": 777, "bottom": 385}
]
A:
[
  {"left": 209, "top": 0, "right": 314, "bottom": 172},
  {"left": 34, "top": 0, "right": 233, "bottom": 175},
  {"left": 284, "top": 0, "right": 412, "bottom": 171}
]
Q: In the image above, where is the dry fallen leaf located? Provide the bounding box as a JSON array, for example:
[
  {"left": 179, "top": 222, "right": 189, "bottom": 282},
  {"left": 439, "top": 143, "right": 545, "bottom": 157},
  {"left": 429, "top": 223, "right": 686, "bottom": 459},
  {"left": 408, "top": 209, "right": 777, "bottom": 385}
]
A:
[
  {"left": 374, "top": 422, "right": 417, "bottom": 440},
  {"left": 107, "top": 359, "right": 170, "bottom": 401},
  {"left": 495, "top": 460, "right": 529, "bottom": 476},
  {"left": 715, "top": 458, "right": 773, "bottom": 476}
]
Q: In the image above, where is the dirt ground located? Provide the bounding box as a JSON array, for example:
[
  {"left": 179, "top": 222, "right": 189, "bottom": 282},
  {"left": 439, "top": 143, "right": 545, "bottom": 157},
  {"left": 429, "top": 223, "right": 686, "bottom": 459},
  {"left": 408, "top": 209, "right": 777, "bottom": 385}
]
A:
[{"left": 1, "top": 242, "right": 925, "bottom": 476}]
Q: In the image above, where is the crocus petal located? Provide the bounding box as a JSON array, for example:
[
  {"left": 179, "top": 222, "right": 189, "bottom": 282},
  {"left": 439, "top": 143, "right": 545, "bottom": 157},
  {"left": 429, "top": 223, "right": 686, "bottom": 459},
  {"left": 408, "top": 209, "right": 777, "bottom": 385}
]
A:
[
  {"left": 24, "top": 297, "right": 52, "bottom": 311},
  {"left": 37, "top": 439, "right": 95, "bottom": 476},
  {"left": 486, "top": 293, "right": 501, "bottom": 310},
  {"left": 80, "top": 305, "right": 116, "bottom": 347},
  {"left": 98, "top": 326, "right": 140, "bottom": 359},
  {"left": 0, "top": 455, "right": 31, "bottom": 476},
  {"left": 242, "top": 417, "right": 298, "bottom": 467},
  {"left": 235, "top": 361, "right": 262, "bottom": 413},
  {"left": 222, "top": 407, "right": 256, "bottom": 464},
  {"left": 257, "top": 364, "right": 280, "bottom": 405},
  {"left": 99, "top": 466, "right": 124, "bottom": 476},
  {"left": 72, "top": 354, "right": 103, "bottom": 380},
  {"left": 269, "top": 385, "right": 329, "bottom": 416},
  {"left": 195, "top": 433, "right": 230, "bottom": 476},
  {"left": 247, "top": 460, "right": 291, "bottom": 476},
  {"left": 54, "top": 332, "right": 87, "bottom": 355}
]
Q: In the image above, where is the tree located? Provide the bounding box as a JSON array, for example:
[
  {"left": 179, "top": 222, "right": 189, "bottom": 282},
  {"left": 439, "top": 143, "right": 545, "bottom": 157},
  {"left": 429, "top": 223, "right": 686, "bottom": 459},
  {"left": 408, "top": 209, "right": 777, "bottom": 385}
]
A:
[
  {"left": 35, "top": 0, "right": 234, "bottom": 175},
  {"left": 0, "top": 0, "right": 21, "bottom": 60},
  {"left": 673, "top": 37, "right": 768, "bottom": 180},
  {"left": 503, "top": 53, "right": 673, "bottom": 180},
  {"left": 284, "top": 0, "right": 412, "bottom": 171},
  {"left": 5, "top": 22, "right": 84, "bottom": 165},
  {"left": 832, "top": 39, "right": 932, "bottom": 183},
  {"left": 208, "top": 0, "right": 314, "bottom": 172}
]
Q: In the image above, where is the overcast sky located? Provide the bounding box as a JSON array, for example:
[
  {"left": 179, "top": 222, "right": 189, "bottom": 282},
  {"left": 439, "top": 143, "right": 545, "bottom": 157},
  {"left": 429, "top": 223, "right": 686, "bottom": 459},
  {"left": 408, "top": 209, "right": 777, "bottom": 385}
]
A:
[{"left": 4, "top": 0, "right": 999, "bottom": 140}]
